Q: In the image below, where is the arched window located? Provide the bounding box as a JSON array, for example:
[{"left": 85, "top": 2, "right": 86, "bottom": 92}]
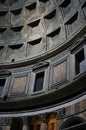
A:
[{"left": 60, "top": 116, "right": 86, "bottom": 130}]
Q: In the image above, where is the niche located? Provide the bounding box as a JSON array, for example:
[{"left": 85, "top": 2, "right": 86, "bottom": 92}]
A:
[
  {"left": 59, "top": 0, "right": 72, "bottom": 18},
  {"left": 0, "top": 11, "right": 8, "bottom": 26},
  {"left": 10, "top": 26, "right": 23, "bottom": 40},
  {"left": 27, "top": 19, "right": 43, "bottom": 37},
  {"left": 11, "top": 8, "right": 23, "bottom": 26},
  {"left": 27, "top": 37, "right": 44, "bottom": 56},
  {"left": 7, "top": 43, "right": 25, "bottom": 62},
  {"left": 65, "top": 12, "right": 78, "bottom": 36},
  {"left": 44, "top": 9, "right": 56, "bottom": 29},
  {"left": 25, "top": 2, "right": 36, "bottom": 19},
  {"left": 47, "top": 27, "right": 61, "bottom": 47}
]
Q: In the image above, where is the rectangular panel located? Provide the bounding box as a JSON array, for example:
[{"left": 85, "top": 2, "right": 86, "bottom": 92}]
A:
[
  {"left": 12, "top": 76, "right": 27, "bottom": 94},
  {"left": 52, "top": 61, "right": 66, "bottom": 84}
]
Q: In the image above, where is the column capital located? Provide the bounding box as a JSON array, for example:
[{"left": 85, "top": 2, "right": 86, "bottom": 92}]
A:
[
  {"left": 0, "top": 117, "right": 12, "bottom": 126},
  {"left": 55, "top": 108, "right": 65, "bottom": 120},
  {"left": 40, "top": 113, "right": 48, "bottom": 123}
]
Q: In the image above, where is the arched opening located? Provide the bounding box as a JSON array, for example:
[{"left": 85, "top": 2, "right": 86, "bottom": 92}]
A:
[
  {"left": 60, "top": 116, "right": 86, "bottom": 130},
  {"left": 10, "top": 118, "right": 23, "bottom": 130}
]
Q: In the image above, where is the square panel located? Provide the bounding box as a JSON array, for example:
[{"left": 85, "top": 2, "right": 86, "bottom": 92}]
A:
[
  {"left": 50, "top": 56, "right": 69, "bottom": 88},
  {"left": 9, "top": 72, "right": 30, "bottom": 97}
]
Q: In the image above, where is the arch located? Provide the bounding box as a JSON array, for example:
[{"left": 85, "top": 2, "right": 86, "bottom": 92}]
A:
[{"left": 60, "top": 116, "right": 85, "bottom": 130}]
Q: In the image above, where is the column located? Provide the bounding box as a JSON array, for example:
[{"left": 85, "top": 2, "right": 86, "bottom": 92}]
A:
[
  {"left": 22, "top": 116, "right": 29, "bottom": 130},
  {"left": 55, "top": 109, "right": 65, "bottom": 130},
  {"left": 0, "top": 117, "right": 12, "bottom": 130},
  {"left": 40, "top": 114, "right": 47, "bottom": 130}
]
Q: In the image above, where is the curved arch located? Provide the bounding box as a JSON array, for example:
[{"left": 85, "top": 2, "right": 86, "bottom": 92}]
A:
[{"left": 60, "top": 116, "right": 85, "bottom": 130}]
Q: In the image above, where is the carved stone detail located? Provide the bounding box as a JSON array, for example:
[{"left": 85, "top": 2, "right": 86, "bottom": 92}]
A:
[
  {"left": 0, "top": 117, "right": 12, "bottom": 126},
  {"left": 40, "top": 113, "right": 48, "bottom": 123},
  {"left": 55, "top": 108, "right": 65, "bottom": 119}
]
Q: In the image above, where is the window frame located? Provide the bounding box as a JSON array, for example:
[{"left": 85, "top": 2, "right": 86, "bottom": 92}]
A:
[
  {"left": 0, "top": 78, "right": 7, "bottom": 97},
  {"left": 31, "top": 69, "right": 46, "bottom": 95},
  {"left": 73, "top": 45, "right": 86, "bottom": 78}
]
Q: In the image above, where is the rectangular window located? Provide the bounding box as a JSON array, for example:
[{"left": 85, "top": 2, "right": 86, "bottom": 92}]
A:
[
  {"left": 0, "top": 79, "right": 6, "bottom": 96},
  {"left": 33, "top": 71, "right": 45, "bottom": 92},
  {"left": 75, "top": 48, "right": 85, "bottom": 75}
]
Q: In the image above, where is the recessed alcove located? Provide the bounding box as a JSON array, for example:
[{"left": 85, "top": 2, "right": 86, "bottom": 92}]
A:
[
  {"left": 0, "top": 46, "right": 4, "bottom": 50},
  {"left": 25, "top": 2, "right": 37, "bottom": 21},
  {"left": 10, "top": 26, "right": 25, "bottom": 41},
  {"left": 65, "top": 12, "right": 79, "bottom": 36},
  {"left": 7, "top": 43, "right": 26, "bottom": 62},
  {"left": 39, "top": 0, "right": 50, "bottom": 13},
  {"left": 28, "top": 38, "right": 42, "bottom": 46},
  {"left": 9, "top": 44, "right": 23, "bottom": 50},
  {"left": 25, "top": 2, "right": 36, "bottom": 11},
  {"left": 44, "top": 9, "right": 58, "bottom": 30},
  {"left": 10, "top": 26, "right": 23, "bottom": 32},
  {"left": 10, "top": 8, "right": 23, "bottom": 26},
  {"left": 0, "top": 11, "right": 8, "bottom": 16},
  {"left": 11, "top": 8, "right": 22, "bottom": 15},
  {"left": 0, "top": 28, "right": 6, "bottom": 33},
  {"left": 27, "top": 19, "right": 44, "bottom": 38},
  {"left": 59, "top": 0, "right": 72, "bottom": 18},
  {"left": 47, "top": 27, "right": 61, "bottom": 48},
  {"left": 28, "top": 19, "right": 40, "bottom": 27},
  {"left": 27, "top": 37, "right": 44, "bottom": 57},
  {"left": 66, "top": 12, "right": 78, "bottom": 24},
  {"left": 39, "top": 0, "right": 49, "bottom": 3},
  {"left": 47, "top": 28, "right": 60, "bottom": 37},
  {"left": 44, "top": 9, "right": 56, "bottom": 20},
  {"left": 60, "top": 0, "right": 71, "bottom": 7}
]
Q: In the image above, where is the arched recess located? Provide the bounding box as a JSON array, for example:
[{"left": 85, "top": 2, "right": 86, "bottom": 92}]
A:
[
  {"left": 10, "top": 118, "right": 23, "bottom": 130},
  {"left": 60, "top": 116, "right": 86, "bottom": 130}
]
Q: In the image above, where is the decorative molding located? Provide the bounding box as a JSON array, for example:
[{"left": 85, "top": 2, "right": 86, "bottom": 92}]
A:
[
  {"left": 40, "top": 113, "right": 48, "bottom": 123},
  {"left": 0, "top": 69, "right": 11, "bottom": 77},
  {"left": 0, "top": 117, "right": 12, "bottom": 126},
  {"left": 70, "top": 35, "right": 86, "bottom": 53},
  {"left": 55, "top": 108, "right": 65, "bottom": 119},
  {"left": 32, "top": 61, "right": 49, "bottom": 72}
]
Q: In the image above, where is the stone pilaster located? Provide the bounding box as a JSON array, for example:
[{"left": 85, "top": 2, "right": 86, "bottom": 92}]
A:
[
  {"left": 0, "top": 117, "right": 12, "bottom": 130},
  {"left": 22, "top": 116, "right": 29, "bottom": 130},
  {"left": 55, "top": 108, "right": 65, "bottom": 130},
  {"left": 40, "top": 114, "right": 48, "bottom": 130}
]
